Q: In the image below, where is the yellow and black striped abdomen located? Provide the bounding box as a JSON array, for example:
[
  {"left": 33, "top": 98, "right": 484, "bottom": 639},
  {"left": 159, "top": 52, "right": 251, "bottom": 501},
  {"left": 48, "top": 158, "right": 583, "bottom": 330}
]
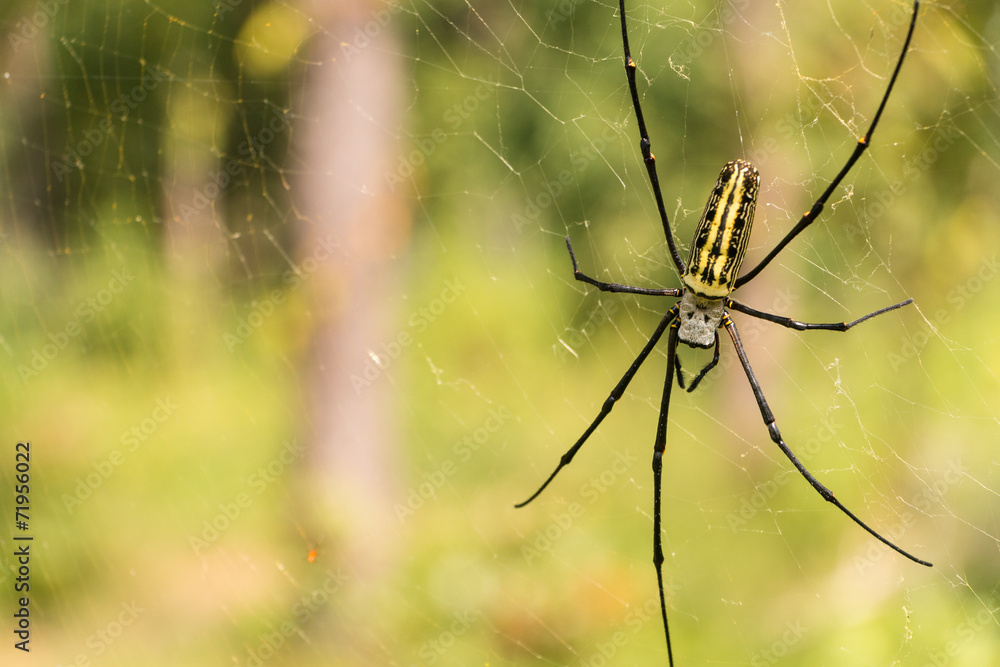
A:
[{"left": 682, "top": 160, "right": 759, "bottom": 298}]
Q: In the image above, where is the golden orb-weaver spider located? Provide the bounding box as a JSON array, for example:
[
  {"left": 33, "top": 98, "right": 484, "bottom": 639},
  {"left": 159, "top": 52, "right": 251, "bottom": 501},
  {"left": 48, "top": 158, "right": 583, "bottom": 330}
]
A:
[{"left": 516, "top": 1, "right": 928, "bottom": 664}]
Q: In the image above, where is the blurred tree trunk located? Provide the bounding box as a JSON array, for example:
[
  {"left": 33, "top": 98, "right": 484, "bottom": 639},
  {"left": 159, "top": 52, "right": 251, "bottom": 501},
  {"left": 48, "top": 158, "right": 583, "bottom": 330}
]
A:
[
  {"left": 291, "top": 0, "right": 409, "bottom": 649},
  {"left": 162, "top": 88, "right": 229, "bottom": 284},
  {"left": 1, "top": 12, "right": 55, "bottom": 262}
]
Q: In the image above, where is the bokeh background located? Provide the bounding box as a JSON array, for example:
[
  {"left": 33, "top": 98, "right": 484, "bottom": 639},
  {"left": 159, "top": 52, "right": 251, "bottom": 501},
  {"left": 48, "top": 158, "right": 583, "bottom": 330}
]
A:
[{"left": 1, "top": 0, "right": 999, "bottom": 665}]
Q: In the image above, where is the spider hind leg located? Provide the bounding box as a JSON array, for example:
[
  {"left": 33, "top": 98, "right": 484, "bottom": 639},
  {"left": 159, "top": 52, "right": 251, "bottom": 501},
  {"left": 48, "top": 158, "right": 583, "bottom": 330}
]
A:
[{"left": 722, "top": 313, "right": 932, "bottom": 567}]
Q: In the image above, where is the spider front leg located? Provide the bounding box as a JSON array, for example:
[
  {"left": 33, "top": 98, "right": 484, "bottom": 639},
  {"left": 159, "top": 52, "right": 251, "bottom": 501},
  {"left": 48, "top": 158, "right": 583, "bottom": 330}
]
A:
[
  {"left": 722, "top": 314, "right": 931, "bottom": 567},
  {"left": 728, "top": 297, "right": 913, "bottom": 331},
  {"left": 565, "top": 236, "right": 681, "bottom": 297},
  {"left": 734, "top": 1, "right": 920, "bottom": 288},
  {"left": 618, "top": 0, "right": 686, "bottom": 276}
]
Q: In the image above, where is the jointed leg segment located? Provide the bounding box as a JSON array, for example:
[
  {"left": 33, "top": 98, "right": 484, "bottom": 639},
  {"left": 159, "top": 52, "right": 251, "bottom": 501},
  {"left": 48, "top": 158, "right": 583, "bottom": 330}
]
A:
[
  {"left": 618, "top": 0, "right": 686, "bottom": 275},
  {"left": 566, "top": 237, "right": 681, "bottom": 297},
  {"left": 728, "top": 298, "right": 913, "bottom": 331},
  {"left": 515, "top": 307, "right": 679, "bottom": 509},
  {"left": 734, "top": 2, "right": 921, "bottom": 288},
  {"left": 722, "top": 314, "right": 932, "bottom": 567},
  {"left": 652, "top": 324, "right": 680, "bottom": 665}
]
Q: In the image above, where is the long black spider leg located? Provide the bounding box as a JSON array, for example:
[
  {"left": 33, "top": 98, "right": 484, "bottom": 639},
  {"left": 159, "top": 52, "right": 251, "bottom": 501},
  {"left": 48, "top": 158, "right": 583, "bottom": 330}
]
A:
[
  {"left": 734, "top": 0, "right": 920, "bottom": 289},
  {"left": 618, "top": 0, "right": 686, "bottom": 277},
  {"left": 727, "top": 297, "right": 913, "bottom": 331},
  {"left": 515, "top": 306, "right": 679, "bottom": 509},
  {"left": 722, "top": 314, "right": 932, "bottom": 567},
  {"left": 566, "top": 236, "right": 682, "bottom": 297},
  {"left": 673, "top": 354, "right": 685, "bottom": 390},
  {"left": 653, "top": 323, "right": 680, "bottom": 667}
]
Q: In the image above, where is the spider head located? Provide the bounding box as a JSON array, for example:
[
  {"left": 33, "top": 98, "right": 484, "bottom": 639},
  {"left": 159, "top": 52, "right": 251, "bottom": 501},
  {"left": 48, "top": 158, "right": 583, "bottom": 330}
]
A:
[{"left": 677, "top": 291, "right": 723, "bottom": 348}]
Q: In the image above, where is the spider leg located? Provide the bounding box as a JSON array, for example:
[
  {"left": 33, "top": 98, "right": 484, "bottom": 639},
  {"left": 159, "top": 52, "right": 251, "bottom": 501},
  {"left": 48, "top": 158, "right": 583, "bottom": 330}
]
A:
[
  {"left": 734, "top": 1, "right": 920, "bottom": 289},
  {"left": 721, "top": 313, "right": 932, "bottom": 567},
  {"left": 566, "top": 236, "right": 682, "bottom": 297},
  {"left": 672, "top": 337, "right": 720, "bottom": 392},
  {"left": 515, "top": 306, "right": 679, "bottom": 508},
  {"left": 618, "top": 0, "right": 686, "bottom": 277},
  {"left": 727, "top": 297, "right": 913, "bottom": 331},
  {"left": 685, "top": 334, "right": 720, "bottom": 393},
  {"left": 653, "top": 323, "right": 681, "bottom": 667}
]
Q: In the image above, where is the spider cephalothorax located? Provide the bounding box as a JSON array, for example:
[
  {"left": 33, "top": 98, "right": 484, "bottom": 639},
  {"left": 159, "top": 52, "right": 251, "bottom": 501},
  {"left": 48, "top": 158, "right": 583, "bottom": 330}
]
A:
[{"left": 676, "top": 291, "right": 722, "bottom": 349}]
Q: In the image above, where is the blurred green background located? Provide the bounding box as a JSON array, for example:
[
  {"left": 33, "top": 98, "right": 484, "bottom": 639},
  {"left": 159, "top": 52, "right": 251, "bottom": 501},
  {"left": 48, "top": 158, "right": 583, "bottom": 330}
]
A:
[{"left": 1, "top": 0, "right": 998, "bottom": 665}]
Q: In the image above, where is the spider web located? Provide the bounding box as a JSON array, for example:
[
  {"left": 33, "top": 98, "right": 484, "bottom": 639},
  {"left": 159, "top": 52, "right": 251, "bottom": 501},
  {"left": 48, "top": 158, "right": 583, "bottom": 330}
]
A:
[{"left": 0, "top": 1, "right": 998, "bottom": 666}]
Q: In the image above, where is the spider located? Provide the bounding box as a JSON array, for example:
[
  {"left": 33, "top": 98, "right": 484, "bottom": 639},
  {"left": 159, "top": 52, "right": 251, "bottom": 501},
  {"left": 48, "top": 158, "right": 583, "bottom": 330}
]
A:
[{"left": 515, "top": 1, "right": 929, "bottom": 664}]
